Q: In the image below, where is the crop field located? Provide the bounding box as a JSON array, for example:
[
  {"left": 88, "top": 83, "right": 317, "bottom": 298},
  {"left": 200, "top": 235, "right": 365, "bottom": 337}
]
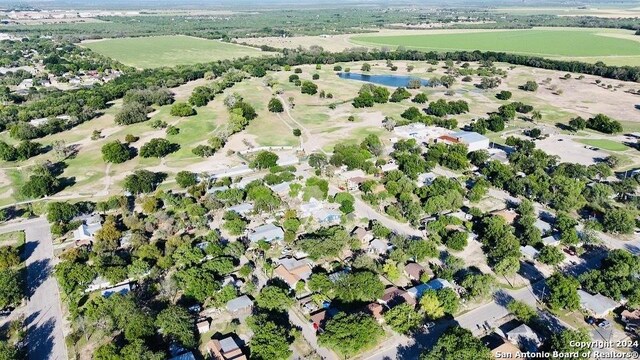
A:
[
  {"left": 82, "top": 35, "right": 269, "bottom": 68},
  {"left": 351, "top": 28, "right": 640, "bottom": 66}
]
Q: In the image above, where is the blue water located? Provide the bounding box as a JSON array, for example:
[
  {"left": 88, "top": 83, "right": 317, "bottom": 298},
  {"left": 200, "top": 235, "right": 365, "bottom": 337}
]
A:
[{"left": 337, "top": 72, "right": 430, "bottom": 88}]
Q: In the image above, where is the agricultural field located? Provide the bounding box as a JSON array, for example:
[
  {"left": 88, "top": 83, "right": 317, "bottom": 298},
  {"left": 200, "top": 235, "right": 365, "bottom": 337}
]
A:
[
  {"left": 351, "top": 28, "right": 640, "bottom": 66},
  {"left": 82, "top": 35, "right": 271, "bottom": 68},
  {"left": 239, "top": 27, "right": 640, "bottom": 66}
]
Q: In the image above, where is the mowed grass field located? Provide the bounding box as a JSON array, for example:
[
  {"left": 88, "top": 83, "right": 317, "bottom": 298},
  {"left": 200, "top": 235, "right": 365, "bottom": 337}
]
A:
[
  {"left": 351, "top": 28, "right": 640, "bottom": 65},
  {"left": 82, "top": 35, "right": 269, "bottom": 68}
]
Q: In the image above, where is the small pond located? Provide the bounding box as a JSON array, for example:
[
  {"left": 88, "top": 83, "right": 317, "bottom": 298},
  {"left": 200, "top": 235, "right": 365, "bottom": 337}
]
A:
[{"left": 336, "top": 72, "right": 430, "bottom": 88}]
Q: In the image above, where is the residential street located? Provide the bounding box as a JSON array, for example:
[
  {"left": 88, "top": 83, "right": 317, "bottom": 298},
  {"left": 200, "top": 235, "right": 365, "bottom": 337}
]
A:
[{"left": 0, "top": 218, "right": 67, "bottom": 360}]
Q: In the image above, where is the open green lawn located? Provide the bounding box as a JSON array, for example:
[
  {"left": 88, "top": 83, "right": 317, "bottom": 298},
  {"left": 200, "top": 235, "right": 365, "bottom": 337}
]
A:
[
  {"left": 82, "top": 35, "right": 269, "bottom": 68},
  {"left": 0, "top": 231, "right": 25, "bottom": 246},
  {"left": 352, "top": 29, "right": 640, "bottom": 65},
  {"left": 577, "top": 138, "right": 631, "bottom": 151}
]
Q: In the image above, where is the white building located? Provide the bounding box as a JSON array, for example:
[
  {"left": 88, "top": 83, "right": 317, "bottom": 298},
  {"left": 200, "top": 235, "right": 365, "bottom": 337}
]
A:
[
  {"left": 247, "top": 223, "right": 284, "bottom": 243},
  {"left": 438, "top": 131, "right": 490, "bottom": 152},
  {"left": 393, "top": 123, "right": 451, "bottom": 142}
]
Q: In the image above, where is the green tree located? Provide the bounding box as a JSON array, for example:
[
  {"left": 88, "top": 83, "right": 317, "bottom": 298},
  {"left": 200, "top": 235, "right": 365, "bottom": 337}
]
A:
[
  {"left": 256, "top": 285, "right": 293, "bottom": 311},
  {"left": 155, "top": 305, "right": 196, "bottom": 348},
  {"left": 175, "top": 171, "right": 197, "bottom": 188},
  {"left": 319, "top": 312, "right": 383, "bottom": 357},
  {"left": 300, "top": 81, "right": 318, "bottom": 95},
  {"left": 123, "top": 170, "right": 163, "bottom": 194},
  {"left": 361, "top": 63, "right": 371, "bottom": 72},
  {"left": 250, "top": 151, "right": 279, "bottom": 169},
  {"left": 248, "top": 315, "right": 293, "bottom": 360},
  {"left": 139, "top": 138, "right": 177, "bottom": 158},
  {"left": 101, "top": 141, "right": 131, "bottom": 164},
  {"left": 546, "top": 273, "right": 580, "bottom": 311},
  {"left": 384, "top": 303, "right": 422, "bottom": 334},
  {"left": 420, "top": 290, "right": 445, "bottom": 320},
  {"left": 602, "top": 208, "right": 635, "bottom": 234},
  {"left": 170, "top": 102, "right": 196, "bottom": 117},
  {"left": 421, "top": 326, "right": 491, "bottom": 360},
  {"left": 507, "top": 300, "right": 538, "bottom": 324},
  {"left": 334, "top": 271, "right": 384, "bottom": 303},
  {"left": 549, "top": 329, "right": 591, "bottom": 358},
  {"left": 268, "top": 98, "right": 284, "bottom": 113},
  {"left": 538, "top": 246, "right": 565, "bottom": 265},
  {"left": 0, "top": 269, "right": 23, "bottom": 308}
]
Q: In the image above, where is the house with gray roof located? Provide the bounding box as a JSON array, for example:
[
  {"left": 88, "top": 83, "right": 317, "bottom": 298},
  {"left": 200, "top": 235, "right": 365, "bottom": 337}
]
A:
[
  {"left": 578, "top": 290, "right": 619, "bottom": 318},
  {"left": 520, "top": 245, "right": 540, "bottom": 262},
  {"left": 73, "top": 214, "right": 102, "bottom": 244},
  {"left": 247, "top": 223, "right": 284, "bottom": 243},
  {"left": 226, "top": 295, "right": 253, "bottom": 316},
  {"left": 506, "top": 323, "right": 542, "bottom": 352},
  {"left": 228, "top": 202, "right": 254, "bottom": 216},
  {"left": 313, "top": 209, "right": 342, "bottom": 224}
]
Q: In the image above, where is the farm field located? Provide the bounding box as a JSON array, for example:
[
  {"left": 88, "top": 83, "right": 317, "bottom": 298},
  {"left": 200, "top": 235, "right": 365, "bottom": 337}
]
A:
[
  {"left": 82, "top": 35, "right": 271, "bottom": 68},
  {"left": 351, "top": 28, "right": 640, "bottom": 63}
]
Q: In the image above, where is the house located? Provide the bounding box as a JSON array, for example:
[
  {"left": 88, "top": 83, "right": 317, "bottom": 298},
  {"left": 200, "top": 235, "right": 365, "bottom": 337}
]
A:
[
  {"left": 207, "top": 336, "right": 247, "bottom": 360},
  {"left": 340, "top": 169, "right": 366, "bottom": 181},
  {"left": 73, "top": 214, "right": 102, "bottom": 244},
  {"left": 578, "top": 290, "right": 619, "bottom": 318},
  {"left": 437, "top": 131, "right": 490, "bottom": 152},
  {"left": 378, "top": 286, "right": 412, "bottom": 307},
  {"left": 273, "top": 257, "right": 313, "bottom": 288},
  {"left": 328, "top": 269, "right": 349, "bottom": 283},
  {"left": 520, "top": 245, "right": 540, "bottom": 262},
  {"left": 533, "top": 219, "right": 552, "bottom": 234},
  {"left": 313, "top": 209, "right": 342, "bottom": 224},
  {"left": 17, "top": 78, "right": 33, "bottom": 89},
  {"left": 227, "top": 202, "right": 254, "bottom": 216},
  {"left": 542, "top": 234, "right": 561, "bottom": 247},
  {"left": 366, "top": 302, "right": 385, "bottom": 322},
  {"left": 300, "top": 198, "right": 324, "bottom": 218},
  {"left": 269, "top": 182, "right": 291, "bottom": 196},
  {"left": 482, "top": 333, "right": 521, "bottom": 359},
  {"left": 380, "top": 162, "right": 399, "bottom": 172},
  {"left": 101, "top": 283, "right": 130, "bottom": 298},
  {"left": 347, "top": 176, "right": 366, "bottom": 191},
  {"left": 406, "top": 278, "right": 453, "bottom": 299},
  {"left": 393, "top": 123, "right": 450, "bottom": 141},
  {"left": 505, "top": 323, "right": 542, "bottom": 352},
  {"left": 169, "top": 351, "right": 196, "bottom": 360},
  {"left": 247, "top": 223, "right": 284, "bottom": 243},
  {"left": 368, "top": 239, "right": 392, "bottom": 255},
  {"left": 417, "top": 172, "right": 437, "bottom": 186},
  {"left": 196, "top": 318, "right": 210, "bottom": 334},
  {"left": 491, "top": 209, "right": 518, "bottom": 224},
  {"left": 404, "top": 263, "right": 427, "bottom": 281},
  {"left": 351, "top": 226, "right": 374, "bottom": 245},
  {"left": 621, "top": 309, "right": 640, "bottom": 331},
  {"left": 226, "top": 295, "right": 253, "bottom": 317}
]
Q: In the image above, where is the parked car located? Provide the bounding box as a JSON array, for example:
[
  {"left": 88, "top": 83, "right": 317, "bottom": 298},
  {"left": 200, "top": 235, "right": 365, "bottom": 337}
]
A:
[
  {"left": 598, "top": 320, "right": 612, "bottom": 329},
  {"left": 422, "top": 322, "right": 435, "bottom": 331},
  {"left": 564, "top": 247, "right": 577, "bottom": 256}
]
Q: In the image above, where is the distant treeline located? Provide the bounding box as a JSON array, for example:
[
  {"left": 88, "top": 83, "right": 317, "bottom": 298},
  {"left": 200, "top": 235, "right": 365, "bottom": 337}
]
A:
[{"left": 2, "top": 46, "right": 638, "bottom": 140}]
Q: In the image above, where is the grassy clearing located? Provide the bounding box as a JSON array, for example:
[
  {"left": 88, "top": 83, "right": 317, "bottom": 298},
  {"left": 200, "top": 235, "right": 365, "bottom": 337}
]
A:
[
  {"left": 577, "top": 138, "right": 631, "bottom": 151},
  {"left": 0, "top": 231, "right": 25, "bottom": 246},
  {"left": 83, "top": 35, "right": 269, "bottom": 68},
  {"left": 352, "top": 28, "right": 640, "bottom": 64}
]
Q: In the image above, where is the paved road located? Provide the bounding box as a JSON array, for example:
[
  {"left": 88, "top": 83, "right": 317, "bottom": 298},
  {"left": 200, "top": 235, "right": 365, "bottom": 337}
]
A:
[
  {"left": 288, "top": 308, "right": 338, "bottom": 360},
  {"left": 0, "top": 218, "right": 67, "bottom": 360}
]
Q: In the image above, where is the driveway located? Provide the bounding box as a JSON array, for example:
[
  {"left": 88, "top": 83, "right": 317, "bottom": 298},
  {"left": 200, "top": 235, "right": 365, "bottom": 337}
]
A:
[{"left": 0, "top": 218, "right": 67, "bottom": 360}]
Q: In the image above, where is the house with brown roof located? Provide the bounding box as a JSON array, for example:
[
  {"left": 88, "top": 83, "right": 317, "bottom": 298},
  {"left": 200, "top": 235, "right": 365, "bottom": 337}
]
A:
[
  {"left": 206, "top": 336, "right": 247, "bottom": 360},
  {"left": 273, "top": 257, "right": 312, "bottom": 288},
  {"left": 404, "top": 263, "right": 429, "bottom": 281},
  {"left": 351, "top": 226, "right": 374, "bottom": 246},
  {"left": 378, "top": 286, "right": 414, "bottom": 308}
]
